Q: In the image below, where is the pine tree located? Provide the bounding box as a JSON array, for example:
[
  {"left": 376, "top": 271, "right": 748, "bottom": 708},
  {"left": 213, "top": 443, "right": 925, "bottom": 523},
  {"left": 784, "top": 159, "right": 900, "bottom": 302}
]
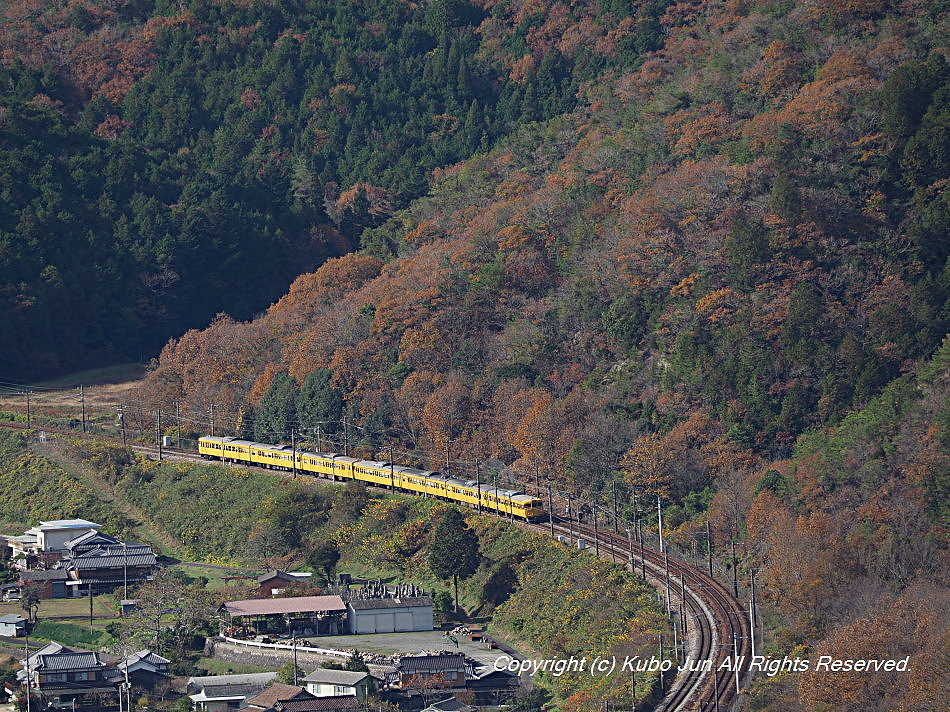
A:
[{"left": 428, "top": 509, "right": 480, "bottom": 613}]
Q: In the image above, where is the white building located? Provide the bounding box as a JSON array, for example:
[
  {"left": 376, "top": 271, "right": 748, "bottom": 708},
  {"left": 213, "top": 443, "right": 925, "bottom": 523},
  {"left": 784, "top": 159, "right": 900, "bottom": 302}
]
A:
[
  {"left": 4, "top": 519, "right": 101, "bottom": 569},
  {"left": 302, "top": 669, "right": 373, "bottom": 701},
  {"left": 346, "top": 596, "right": 433, "bottom": 634}
]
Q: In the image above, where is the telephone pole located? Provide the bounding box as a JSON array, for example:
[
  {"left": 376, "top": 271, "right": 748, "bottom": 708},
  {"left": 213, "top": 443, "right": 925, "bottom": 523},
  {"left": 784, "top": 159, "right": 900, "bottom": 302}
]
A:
[
  {"left": 475, "top": 459, "right": 482, "bottom": 512},
  {"left": 156, "top": 410, "right": 163, "bottom": 461},
  {"left": 117, "top": 405, "right": 126, "bottom": 447},
  {"left": 706, "top": 520, "right": 714, "bottom": 578},
  {"left": 547, "top": 482, "right": 554, "bottom": 537},
  {"left": 291, "top": 428, "right": 297, "bottom": 478},
  {"left": 79, "top": 385, "right": 86, "bottom": 433},
  {"left": 209, "top": 403, "right": 216, "bottom": 436},
  {"left": 176, "top": 401, "right": 182, "bottom": 448}
]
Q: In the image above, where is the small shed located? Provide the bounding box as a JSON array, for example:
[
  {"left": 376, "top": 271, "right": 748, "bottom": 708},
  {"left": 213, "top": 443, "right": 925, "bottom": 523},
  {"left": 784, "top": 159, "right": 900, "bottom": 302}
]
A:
[
  {"left": 0, "top": 613, "right": 27, "bottom": 637},
  {"left": 347, "top": 596, "right": 433, "bottom": 634}
]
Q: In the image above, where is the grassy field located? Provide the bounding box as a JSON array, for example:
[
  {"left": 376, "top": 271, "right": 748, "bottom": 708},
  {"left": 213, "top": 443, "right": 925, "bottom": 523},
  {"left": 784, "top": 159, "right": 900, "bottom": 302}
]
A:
[
  {"left": 170, "top": 563, "right": 263, "bottom": 589},
  {"left": 195, "top": 656, "right": 274, "bottom": 675},
  {"left": 0, "top": 594, "right": 117, "bottom": 632}
]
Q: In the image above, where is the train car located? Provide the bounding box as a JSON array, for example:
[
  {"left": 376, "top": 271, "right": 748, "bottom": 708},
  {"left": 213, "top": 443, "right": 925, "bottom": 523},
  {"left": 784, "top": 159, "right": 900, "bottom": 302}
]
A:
[{"left": 198, "top": 434, "right": 546, "bottom": 521}]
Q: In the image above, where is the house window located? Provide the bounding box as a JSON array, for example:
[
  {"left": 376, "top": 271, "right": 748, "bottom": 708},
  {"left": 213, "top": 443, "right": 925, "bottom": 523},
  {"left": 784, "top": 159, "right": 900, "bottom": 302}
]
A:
[
  {"left": 45, "top": 673, "right": 67, "bottom": 682},
  {"left": 72, "top": 672, "right": 90, "bottom": 681},
  {"left": 334, "top": 686, "right": 349, "bottom": 695}
]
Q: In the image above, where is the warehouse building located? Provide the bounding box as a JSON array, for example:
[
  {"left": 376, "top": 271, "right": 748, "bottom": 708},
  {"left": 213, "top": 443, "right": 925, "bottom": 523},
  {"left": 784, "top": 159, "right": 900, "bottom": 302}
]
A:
[{"left": 347, "top": 596, "right": 433, "bottom": 634}]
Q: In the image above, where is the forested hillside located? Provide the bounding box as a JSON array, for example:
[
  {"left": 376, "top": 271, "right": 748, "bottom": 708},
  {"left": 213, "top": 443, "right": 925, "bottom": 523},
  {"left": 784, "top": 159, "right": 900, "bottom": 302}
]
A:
[
  {"left": 134, "top": 1, "right": 948, "bottom": 710},
  {"left": 1, "top": 0, "right": 664, "bottom": 378}
]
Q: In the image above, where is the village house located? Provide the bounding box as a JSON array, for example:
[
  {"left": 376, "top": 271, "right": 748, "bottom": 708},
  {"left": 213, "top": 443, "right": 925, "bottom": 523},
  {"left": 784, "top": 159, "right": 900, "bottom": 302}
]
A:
[
  {"left": 16, "top": 641, "right": 119, "bottom": 709},
  {"left": 116, "top": 649, "right": 171, "bottom": 690},
  {"left": 187, "top": 672, "right": 277, "bottom": 712},
  {"left": 301, "top": 669, "right": 373, "bottom": 702},
  {"left": 388, "top": 653, "right": 470, "bottom": 690},
  {"left": 4, "top": 519, "right": 101, "bottom": 569}
]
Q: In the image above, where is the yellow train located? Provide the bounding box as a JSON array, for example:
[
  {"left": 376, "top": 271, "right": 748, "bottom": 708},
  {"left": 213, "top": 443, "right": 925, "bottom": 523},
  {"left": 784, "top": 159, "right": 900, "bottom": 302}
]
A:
[{"left": 198, "top": 435, "right": 547, "bottom": 522}]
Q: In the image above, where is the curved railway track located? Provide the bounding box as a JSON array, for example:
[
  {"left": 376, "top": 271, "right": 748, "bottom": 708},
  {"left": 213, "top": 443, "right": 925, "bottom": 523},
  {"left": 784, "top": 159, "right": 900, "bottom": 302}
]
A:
[
  {"left": 557, "top": 521, "right": 752, "bottom": 712},
  {"left": 3, "top": 421, "right": 751, "bottom": 711}
]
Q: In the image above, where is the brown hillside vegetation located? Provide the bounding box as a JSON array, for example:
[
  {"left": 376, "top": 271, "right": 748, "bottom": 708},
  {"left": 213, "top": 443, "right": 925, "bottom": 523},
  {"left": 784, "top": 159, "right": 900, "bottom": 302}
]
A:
[{"left": 136, "top": 1, "right": 948, "bottom": 710}]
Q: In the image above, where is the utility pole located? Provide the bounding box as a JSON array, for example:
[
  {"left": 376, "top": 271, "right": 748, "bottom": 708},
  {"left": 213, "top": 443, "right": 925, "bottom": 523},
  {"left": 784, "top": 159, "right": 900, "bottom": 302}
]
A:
[
  {"left": 592, "top": 505, "right": 600, "bottom": 557},
  {"left": 706, "top": 520, "right": 714, "bottom": 578},
  {"left": 117, "top": 406, "right": 126, "bottom": 447},
  {"left": 637, "top": 511, "right": 646, "bottom": 580},
  {"left": 567, "top": 495, "right": 575, "bottom": 542},
  {"left": 444, "top": 440, "right": 450, "bottom": 475},
  {"left": 547, "top": 482, "right": 554, "bottom": 537},
  {"left": 291, "top": 428, "right": 297, "bottom": 478},
  {"left": 733, "top": 633, "right": 740, "bottom": 695},
  {"left": 681, "top": 575, "right": 687, "bottom": 634},
  {"left": 79, "top": 385, "right": 86, "bottom": 433},
  {"left": 749, "top": 599, "right": 756, "bottom": 658},
  {"left": 475, "top": 459, "right": 482, "bottom": 512},
  {"left": 664, "top": 551, "right": 672, "bottom": 618},
  {"left": 626, "top": 528, "right": 634, "bottom": 572},
  {"left": 88, "top": 582, "right": 93, "bottom": 625},
  {"left": 534, "top": 459, "right": 541, "bottom": 498},
  {"left": 750, "top": 569, "right": 757, "bottom": 627},
  {"left": 316, "top": 425, "right": 321, "bottom": 452},
  {"left": 157, "top": 409, "right": 163, "bottom": 461},
  {"left": 209, "top": 403, "right": 216, "bottom": 436},
  {"left": 732, "top": 540, "right": 739, "bottom": 598},
  {"left": 21, "top": 390, "right": 32, "bottom": 427},
  {"left": 657, "top": 495, "right": 664, "bottom": 553},
  {"left": 176, "top": 401, "right": 182, "bottom": 448},
  {"left": 612, "top": 478, "right": 619, "bottom": 533},
  {"left": 123, "top": 540, "right": 128, "bottom": 601},
  {"left": 342, "top": 415, "right": 349, "bottom": 457},
  {"left": 24, "top": 634, "right": 31, "bottom": 712},
  {"left": 389, "top": 444, "right": 396, "bottom": 491}
]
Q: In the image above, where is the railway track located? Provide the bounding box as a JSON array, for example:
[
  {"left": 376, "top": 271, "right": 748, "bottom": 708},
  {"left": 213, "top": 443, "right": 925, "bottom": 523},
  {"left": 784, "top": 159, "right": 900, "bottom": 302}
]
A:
[
  {"left": 4, "top": 421, "right": 751, "bottom": 711},
  {"left": 558, "top": 521, "right": 751, "bottom": 712}
]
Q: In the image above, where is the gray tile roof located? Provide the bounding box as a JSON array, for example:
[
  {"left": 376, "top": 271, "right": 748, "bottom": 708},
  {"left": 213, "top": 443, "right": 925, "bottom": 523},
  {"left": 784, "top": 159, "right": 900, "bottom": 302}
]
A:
[
  {"left": 349, "top": 596, "right": 432, "bottom": 610},
  {"left": 188, "top": 672, "right": 278, "bottom": 692},
  {"left": 397, "top": 654, "right": 466, "bottom": 675},
  {"left": 301, "top": 669, "right": 369, "bottom": 685},
  {"left": 36, "top": 651, "right": 102, "bottom": 671},
  {"left": 21, "top": 569, "right": 68, "bottom": 581}
]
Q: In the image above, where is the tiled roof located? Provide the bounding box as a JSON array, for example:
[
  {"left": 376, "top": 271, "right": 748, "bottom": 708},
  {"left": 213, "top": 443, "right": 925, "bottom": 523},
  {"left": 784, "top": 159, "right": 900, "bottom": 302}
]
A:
[
  {"left": 279, "top": 696, "right": 359, "bottom": 712},
  {"left": 188, "top": 672, "right": 278, "bottom": 691},
  {"left": 38, "top": 519, "right": 101, "bottom": 529},
  {"left": 65, "top": 531, "right": 119, "bottom": 549},
  {"left": 224, "top": 595, "right": 346, "bottom": 616},
  {"left": 349, "top": 596, "right": 432, "bottom": 610},
  {"left": 398, "top": 654, "right": 466, "bottom": 675},
  {"left": 36, "top": 651, "right": 102, "bottom": 671},
  {"left": 63, "top": 546, "right": 157, "bottom": 569},
  {"left": 21, "top": 569, "right": 68, "bottom": 582},
  {"left": 301, "top": 669, "right": 369, "bottom": 685},
  {"left": 244, "top": 683, "right": 313, "bottom": 709},
  {"left": 120, "top": 650, "right": 170, "bottom": 669},
  {"left": 258, "top": 570, "right": 297, "bottom": 584},
  {"left": 422, "top": 697, "right": 476, "bottom": 712}
]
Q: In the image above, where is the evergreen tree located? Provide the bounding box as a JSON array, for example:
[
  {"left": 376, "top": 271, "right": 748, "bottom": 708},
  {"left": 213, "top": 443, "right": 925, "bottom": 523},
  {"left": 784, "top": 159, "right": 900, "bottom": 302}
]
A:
[
  {"left": 428, "top": 509, "right": 480, "bottom": 612},
  {"left": 296, "top": 368, "right": 344, "bottom": 433}
]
